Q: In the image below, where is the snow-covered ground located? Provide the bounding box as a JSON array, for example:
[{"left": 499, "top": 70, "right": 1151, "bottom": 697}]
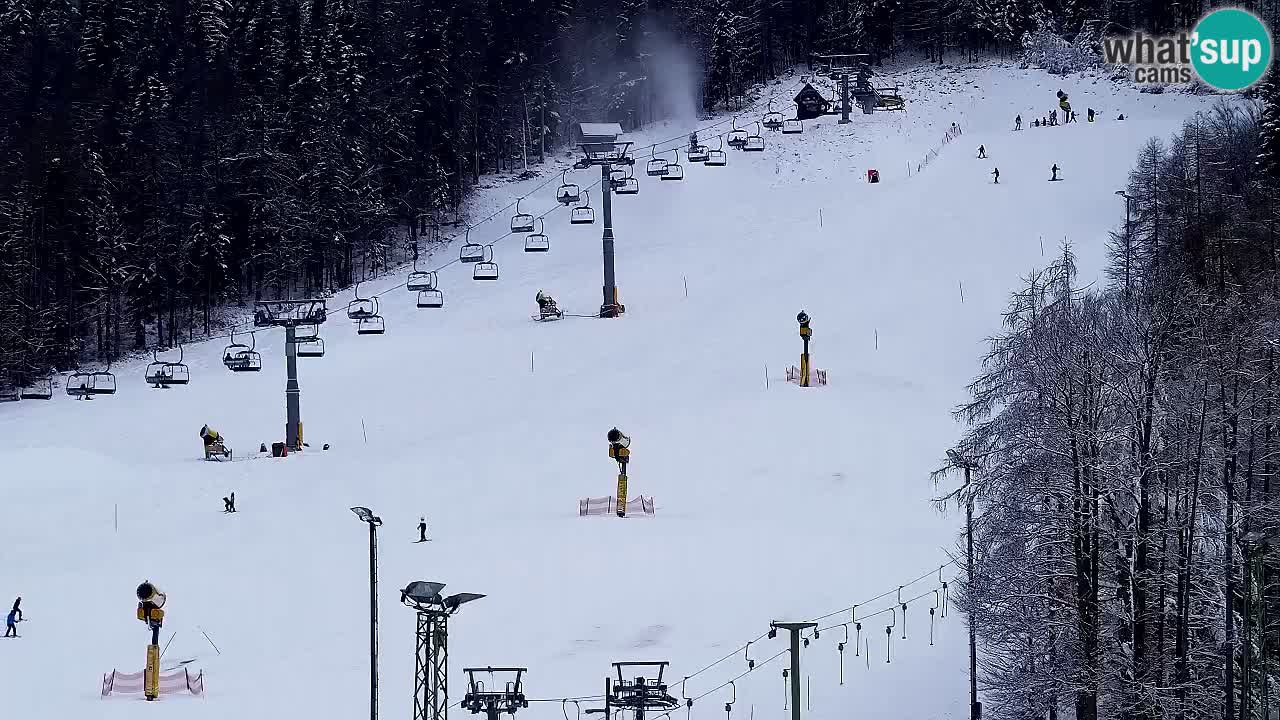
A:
[{"left": 0, "top": 62, "right": 1219, "bottom": 719}]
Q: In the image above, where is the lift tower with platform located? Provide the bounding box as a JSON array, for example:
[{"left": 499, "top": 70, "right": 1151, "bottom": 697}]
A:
[{"left": 253, "top": 299, "right": 327, "bottom": 450}]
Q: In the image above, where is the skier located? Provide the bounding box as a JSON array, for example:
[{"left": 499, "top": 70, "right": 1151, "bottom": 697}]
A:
[
  {"left": 977, "top": 145, "right": 987, "bottom": 159},
  {"left": 1087, "top": 108, "right": 1095, "bottom": 123},
  {"left": 1070, "top": 110, "right": 1078, "bottom": 123},
  {"left": 1033, "top": 118, "right": 1040, "bottom": 128},
  {"left": 200, "top": 425, "right": 231, "bottom": 460},
  {"left": 417, "top": 517, "right": 428, "bottom": 542},
  {"left": 1014, "top": 115, "right": 1022, "bottom": 131},
  {"left": 229, "top": 492, "right": 236, "bottom": 512},
  {"left": 223, "top": 496, "right": 232, "bottom": 513},
  {"left": 1117, "top": 113, "right": 1125, "bottom": 121},
  {"left": 991, "top": 168, "right": 1000, "bottom": 184},
  {"left": 1049, "top": 110, "right": 1057, "bottom": 126},
  {"left": 5, "top": 597, "right": 20, "bottom": 637},
  {"left": 1050, "top": 164, "right": 1060, "bottom": 181}
]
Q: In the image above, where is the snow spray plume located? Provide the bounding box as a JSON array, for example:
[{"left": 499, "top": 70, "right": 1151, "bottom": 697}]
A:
[{"left": 639, "top": 20, "right": 703, "bottom": 132}]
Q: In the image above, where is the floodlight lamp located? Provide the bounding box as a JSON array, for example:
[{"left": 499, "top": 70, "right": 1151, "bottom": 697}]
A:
[
  {"left": 443, "top": 592, "right": 486, "bottom": 612},
  {"left": 607, "top": 428, "right": 631, "bottom": 449},
  {"left": 402, "top": 581, "right": 447, "bottom": 606},
  {"left": 351, "top": 506, "right": 382, "bottom": 526}
]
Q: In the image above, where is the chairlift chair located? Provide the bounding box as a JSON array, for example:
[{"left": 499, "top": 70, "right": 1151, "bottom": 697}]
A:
[
  {"left": 296, "top": 336, "right": 326, "bottom": 358},
  {"left": 618, "top": 174, "right": 639, "bottom": 194},
  {"left": 570, "top": 190, "right": 595, "bottom": 225},
  {"left": 472, "top": 246, "right": 499, "bottom": 281},
  {"left": 687, "top": 144, "right": 709, "bottom": 162},
  {"left": 295, "top": 323, "right": 320, "bottom": 342},
  {"left": 525, "top": 218, "right": 550, "bottom": 253},
  {"left": 459, "top": 226, "right": 486, "bottom": 263},
  {"left": 19, "top": 373, "right": 53, "bottom": 400},
  {"left": 661, "top": 149, "right": 684, "bottom": 181},
  {"left": 357, "top": 314, "right": 386, "bottom": 335},
  {"left": 782, "top": 118, "right": 803, "bottom": 134},
  {"left": 223, "top": 331, "right": 263, "bottom": 372},
  {"left": 645, "top": 146, "right": 669, "bottom": 177},
  {"left": 67, "top": 363, "right": 117, "bottom": 398},
  {"left": 763, "top": 102, "right": 785, "bottom": 131},
  {"left": 346, "top": 282, "right": 378, "bottom": 319},
  {"left": 416, "top": 288, "right": 444, "bottom": 308},
  {"left": 705, "top": 136, "right": 728, "bottom": 167},
  {"left": 146, "top": 346, "right": 190, "bottom": 388},
  {"left": 744, "top": 123, "right": 765, "bottom": 152},
  {"left": 510, "top": 197, "right": 535, "bottom": 233},
  {"left": 556, "top": 170, "right": 581, "bottom": 205},
  {"left": 727, "top": 117, "right": 748, "bottom": 149},
  {"left": 0, "top": 382, "right": 18, "bottom": 402},
  {"left": 407, "top": 259, "right": 437, "bottom": 292}
]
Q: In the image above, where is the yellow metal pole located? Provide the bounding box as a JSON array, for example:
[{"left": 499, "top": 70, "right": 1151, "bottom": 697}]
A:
[
  {"left": 616, "top": 472, "right": 628, "bottom": 517},
  {"left": 145, "top": 643, "right": 160, "bottom": 700}
]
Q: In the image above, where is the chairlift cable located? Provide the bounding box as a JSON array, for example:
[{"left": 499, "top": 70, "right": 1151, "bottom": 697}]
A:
[{"left": 690, "top": 648, "right": 788, "bottom": 703}]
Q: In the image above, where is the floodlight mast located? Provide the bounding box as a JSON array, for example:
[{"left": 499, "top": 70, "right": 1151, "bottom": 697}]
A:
[
  {"left": 351, "top": 507, "right": 383, "bottom": 720},
  {"left": 402, "top": 580, "right": 486, "bottom": 720}
]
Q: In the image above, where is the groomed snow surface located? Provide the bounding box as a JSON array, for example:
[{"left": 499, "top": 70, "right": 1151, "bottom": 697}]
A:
[{"left": 0, "top": 63, "right": 1217, "bottom": 719}]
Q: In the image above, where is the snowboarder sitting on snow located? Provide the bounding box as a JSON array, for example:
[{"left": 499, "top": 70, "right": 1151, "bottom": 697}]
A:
[
  {"left": 200, "top": 424, "right": 231, "bottom": 460},
  {"left": 535, "top": 290, "right": 562, "bottom": 319},
  {"left": 5, "top": 597, "right": 20, "bottom": 637}
]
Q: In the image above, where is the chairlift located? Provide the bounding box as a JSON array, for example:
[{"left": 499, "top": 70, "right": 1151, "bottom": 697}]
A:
[
  {"left": 744, "top": 122, "right": 765, "bottom": 152},
  {"left": 763, "top": 101, "right": 785, "bottom": 131},
  {"left": 687, "top": 143, "right": 709, "bottom": 162},
  {"left": 705, "top": 136, "right": 728, "bottom": 167},
  {"left": 570, "top": 190, "right": 595, "bottom": 225},
  {"left": 223, "top": 330, "right": 263, "bottom": 373},
  {"left": 67, "top": 362, "right": 117, "bottom": 398},
  {"left": 782, "top": 117, "right": 802, "bottom": 134},
  {"left": 617, "top": 172, "right": 639, "bottom": 195},
  {"left": 727, "top": 116, "right": 748, "bottom": 148},
  {"left": 145, "top": 345, "right": 190, "bottom": 388},
  {"left": 645, "top": 145, "right": 669, "bottom": 177},
  {"left": 347, "top": 281, "right": 378, "bottom": 320},
  {"left": 661, "top": 148, "right": 684, "bottom": 181},
  {"left": 510, "top": 197, "right": 535, "bottom": 234},
  {"left": 407, "top": 257, "right": 436, "bottom": 291},
  {"left": 525, "top": 218, "right": 550, "bottom": 253},
  {"left": 19, "top": 372, "right": 53, "bottom": 400},
  {"left": 416, "top": 288, "right": 444, "bottom": 308},
  {"left": 472, "top": 246, "right": 499, "bottom": 281},
  {"left": 296, "top": 336, "right": 326, "bottom": 358},
  {"left": 357, "top": 314, "right": 386, "bottom": 335},
  {"left": 557, "top": 169, "right": 581, "bottom": 205},
  {"left": 0, "top": 382, "right": 18, "bottom": 402},
  {"left": 295, "top": 323, "right": 320, "bottom": 342},
  {"left": 609, "top": 167, "right": 628, "bottom": 187},
  {"left": 460, "top": 226, "right": 485, "bottom": 263}
]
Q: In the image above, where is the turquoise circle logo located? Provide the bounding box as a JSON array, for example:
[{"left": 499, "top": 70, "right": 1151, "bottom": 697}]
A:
[{"left": 1191, "top": 9, "right": 1272, "bottom": 91}]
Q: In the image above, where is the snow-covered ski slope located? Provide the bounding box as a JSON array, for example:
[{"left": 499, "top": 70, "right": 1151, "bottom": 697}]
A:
[{"left": 1, "top": 63, "right": 1218, "bottom": 719}]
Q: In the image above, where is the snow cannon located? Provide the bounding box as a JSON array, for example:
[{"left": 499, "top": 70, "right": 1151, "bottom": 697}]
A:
[
  {"left": 135, "top": 581, "right": 167, "bottom": 701},
  {"left": 607, "top": 428, "right": 632, "bottom": 517}
]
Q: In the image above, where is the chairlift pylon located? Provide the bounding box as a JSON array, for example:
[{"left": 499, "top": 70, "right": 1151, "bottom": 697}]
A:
[
  {"left": 224, "top": 330, "right": 263, "bottom": 372},
  {"left": 347, "top": 281, "right": 378, "bottom": 319},
  {"left": 570, "top": 189, "right": 595, "bottom": 225},
  {"left": 744, "top": 122, "right": 765, "bottom": 152},
  {"left": 704, "top": 136, "right": 728, "bottom": 167},
  {"left": 460, "top": 226, "right": 485, "bottom": 263},
  {"left": 525, "top": 218, "right": 550, "bottom": 253},
  {"left": 557, "top": 169, "right": 581, "bottom": 205},
  {"left": 661, "top": 149, "right": 684, "bottom": 181},
  {"left": 510, "top": 197, "right": 535, "bottom": 234},
  {"left": 472, "top": 246, "right": 499, "bottom": 281}
]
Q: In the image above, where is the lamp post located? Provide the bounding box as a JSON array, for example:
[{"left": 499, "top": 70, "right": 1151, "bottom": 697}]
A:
[
  {"left": 352, "top": 506, "right": 383, "bottom": 720},
  {"left": 944, "top": 449, "right": 980, "bottom": 720},
  {"left": 607, "top": 428, "right": 632, "bottom": 517},
  {"left": 576, "top": 123, "right": 633, "bottom": 318},
  {"left": 402, "top": 581, "right": 486, "bottom": 720},
  {"left": 1115, "top": 191, "right": 1133, "bottom": 297}
]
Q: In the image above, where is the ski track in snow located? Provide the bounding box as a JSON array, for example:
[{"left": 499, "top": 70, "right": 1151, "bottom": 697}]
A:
[{"left": 0, "top": 62, "right": 1222, "bottom": 719}]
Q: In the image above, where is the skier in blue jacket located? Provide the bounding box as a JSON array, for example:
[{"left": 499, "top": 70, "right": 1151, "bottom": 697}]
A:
[{"left": 5, "top": 597, "right": 21, "bottom": 637}]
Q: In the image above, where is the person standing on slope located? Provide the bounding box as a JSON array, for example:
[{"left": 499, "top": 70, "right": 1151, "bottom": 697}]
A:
[
  {"left": 1050, "top": 164, "right": 1060, "bottom": 181},
  {"left": 5, "top": 597, "right": 21, "bottom": 637},
  {"left": 1014, "top": 115, "right": 1022, "bottom": 130},
  {"left": 991, "top": 168, "right": 1000, "bottom": 184},
  {"left": 418, "top": 517, "right": 428, "bottom": 542},
  {"left": 977, "top": 145, "right": 987, "bottom": 158}
]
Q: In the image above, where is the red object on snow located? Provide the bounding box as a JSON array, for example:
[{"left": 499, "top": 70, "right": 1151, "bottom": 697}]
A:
[{"left": 867, "top": 169, "right": 880, "bottom": 183}]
